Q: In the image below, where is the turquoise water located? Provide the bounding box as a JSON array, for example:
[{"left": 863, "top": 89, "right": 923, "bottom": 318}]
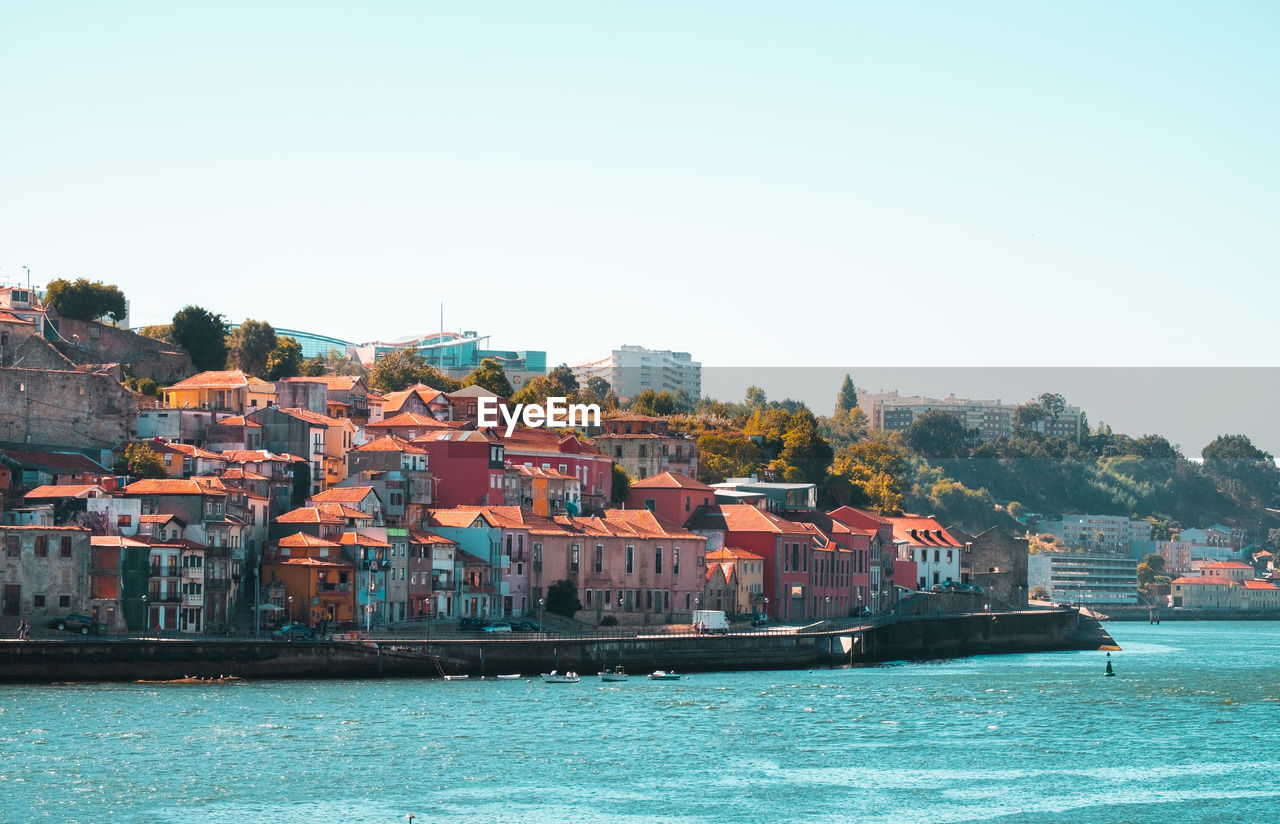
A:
[{"left": 2, "top": 622, "right": 1279, "bottom": 823}]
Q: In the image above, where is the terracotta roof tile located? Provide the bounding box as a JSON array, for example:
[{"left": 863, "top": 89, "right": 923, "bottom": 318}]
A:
[
  {"left": 629, "top": 471, "right": 714, "bottom": 492},
  {"left": 123, "top": 478, "right": 226, "bottom": 496},
  {"left": 309, "top": 486, "right": 379, "bottom": 504},
  {"left": 164, "top": 370, "right": 251, "bottom": 390},
  {"left": 278, "top": 533, "right": 342, "bottom": 548},
  {"left": 23, "top": 484, "right": 104, "bottom": 499}
]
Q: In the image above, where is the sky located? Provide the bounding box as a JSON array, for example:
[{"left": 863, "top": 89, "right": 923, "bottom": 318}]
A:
[{"left": 2, "top": 2, "right": 1278, "bottom": 432}]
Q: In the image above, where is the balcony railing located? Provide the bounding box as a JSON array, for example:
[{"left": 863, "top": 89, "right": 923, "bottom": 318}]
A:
[
  {"left": 151, "top": 568, "right": 180, "bottom": 578},
  {"left": 206, "top": 578, "right": 231, "bottom": 590},
  {"left": 431, "top": 580, "right": 453, "bottom": 591},
  {"left": 148, "top": 593, "right": 181, "bottom": 603},
  {"left": 318, "top": 583, "right": 351, "bottom": 593}
]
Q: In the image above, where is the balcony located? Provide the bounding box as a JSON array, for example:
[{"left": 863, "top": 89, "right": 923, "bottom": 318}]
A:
[
  {"left": 151, "top": 567, "right": 180, "bottom": 579},
  {"left": 360, "top": 559, "right": 392, "bottom": 571},
  {"left": 149, "top": 593, "right": 181, "bottom": 604},
  {"left": 206, "top": 578, "right": 231, "bottom": 590},
  {"left": 317, "top": 583, "right": 351, "bottom": 593},
  {"left": 431, "top": 580, "right": 453, "bottom": 592}
]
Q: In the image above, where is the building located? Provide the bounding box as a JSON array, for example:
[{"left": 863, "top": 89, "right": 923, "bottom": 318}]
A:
[
  {"left": 352, "top": 331, "right": 546, "bottom": 388},
  {"left": 1037, "top": 515, "right": 1152, "bottom": 553},
  {"left": 703, "top": 547, "right": 766, "bottom": 618},
  {"left": 570, "top": 345, "right": 700, "bottom": 402},
  {"left": 712, "top": 478, "right": 817, "bottom": 512},
  {"left": 626, "top": 472, "right": 715, "bottom": 527},
  {"left": 162, "top": 370, "right": 276, "bottom": 415},
  {"left": 952, "top": 526, "right": 1030, "bottom": 607},
  {"left": 1, "top": 525, "right": 92, "bottom": 634},
  {"left": 862, "top": 390, "right": 1083, "bottom": 443},
  {"left": 1027, "top": 552, "right": 1140, "bottom": 605},
  {"left": 590, "top": 413, "right": 697, "bottom": 481},
  {"left": 886, "top": 515, "right": 964, "bottom": 592}
]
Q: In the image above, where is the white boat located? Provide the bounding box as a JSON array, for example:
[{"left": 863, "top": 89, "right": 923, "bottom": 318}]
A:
[
  {"left": 648, "top": 670, "right": 683, "bottom": 681},
  {"left": 442, "top": 674, "right": 470, "bottom": 681},
  {"left": 494, "top": 674, "right": 522, "bottom": 680},
  {"left": 541, "top": 670, "right": 580, "bottom": 683},
  {"left": 599, "top": 665, "right": 628, "bottom": 682}
]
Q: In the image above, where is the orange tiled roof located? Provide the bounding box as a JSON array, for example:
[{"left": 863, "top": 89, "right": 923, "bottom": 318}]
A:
[
  {"left": 214, "top": 415, "right": 262, "bottom": 427},
  {"left": 1171, "top": 576, "right": 1238, "bottom": 586},
  {"left": 706, "top": 546, "right": 765, "bottom": 561},
  {"left": 367, "top": 412, "right": 466, "bottom": 430},
  {"left": 277, "top": 407, "right": 347, "bottom": 427},
  {"left": 380, "top": 384, "right": 448, "bottom": 414},
  {"left": 167, "top": 443, "right": 227, "bottom": 461},
  {"left": 222, "top": 449, "right": 288, "bottom": 463},
  {"left": 278, "top": 533, "right": 341, "bottom": 548},
  {"left": 23, "top": 484, "right": 104, "bottom": 499},
  {"left": 629, "top": 471, "right": 714, "bottom": 491},
  {"left": 122, "top": 478, "right": 226, "bottom": 496},
  {"left": 1242, "top": 579, "right": 1279, "bottom": 590},
  {"left": 409, "top": 530, "right": 457, "bottom": 546},
  {"left": 278, "top": 556, "right": 354, "bottom": 568},
  {"left": 0, "top": 310, "right": 35, "bottom": 325},
  {"left": 1202, "top": 561, "right": 1253, "bottom": 570},
  {"left": 275, "top": 507, "right": 343, "bottom": 524},
  {"left": 354, "top": 435, "right": 427, "bottom": 454},
  {"left": 309, "top": 486, "right": 378, "bottom": 504},
  {"left": 687, "top": 504, "right": 809, "bottom": 535},
  {"left": 338, "top": 531, "right": 390, "bottom": 547},
  {"left": 165, "top": 370, "right": 251, "bottom": 391},
  {"left": 888, "top": 516, "right": 962, "bottom": 548}
]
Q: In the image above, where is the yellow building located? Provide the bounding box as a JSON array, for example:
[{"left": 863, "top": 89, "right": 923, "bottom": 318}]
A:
[{"left": 163, "top": 370, "right": 276, "bottom": 414}]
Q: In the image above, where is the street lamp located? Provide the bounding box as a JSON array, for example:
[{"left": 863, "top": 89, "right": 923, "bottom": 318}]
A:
[
  {"left": 538, "top": 598, "right": 544, "bottom": 633},
  {"left": 287, "top": 596, "right": 294, "bottom": 625},
  {"left": 825, "top": 595, "right": 830, "bottom": 622},
  {"left": 141, "top": 594, "right": 148, "bottom": 637}
]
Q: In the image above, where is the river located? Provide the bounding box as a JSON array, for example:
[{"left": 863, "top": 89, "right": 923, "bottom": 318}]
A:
[{"left": 1, "top": 621, "right": 1278, "bottom": 823}]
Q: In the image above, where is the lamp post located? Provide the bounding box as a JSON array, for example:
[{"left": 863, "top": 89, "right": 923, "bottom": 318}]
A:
[
  {"left": 825, "top": 595, "right": 830, "bottom": 622},
  {"left": 287, "top": 596, "right": 294, "bottom": 625},
  {"left": 538, "top": 598, "right": 544, "bottom": 634},
  {"left": 764, "top": 596, "right": 769, "bottom": 622},
  {"left": 141, "top": 594, "right": 148, "bottom": 637}
]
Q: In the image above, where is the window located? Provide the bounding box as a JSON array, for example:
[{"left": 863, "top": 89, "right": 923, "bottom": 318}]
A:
[
  {"left": 118, "top": 514, "right": 132, "bottom": 527},
  {"left": 644, "top": 499, "right": 656, "bottom": 512},
  {"left": 673, "top": 547, "right": 680, "bottom": 575},
  {"left": 594, "top": 544, "right": 603, "bottom": 574},
  {"left": 625, "top": 546, "right": 634, "bottom": 575},
  {"left": 603, "top": 589, "right": 611, "bottom": 609},
  {"left": 517, "top": 534, "right": 524, "bottom": 561},
  {"left": 6, "top": 535, "right": 20, "bottom": 557},
  {"left": 685, "top": 496, "right": 690, "bottom": 512},
  {"left": 506, "top": 535, "right": 513, "bottom": 556},
  {"left": 533, "top": 542, "right": 542, "bottom": 569},
  {"left": 570, "top": 544, "right": 580, "bottom": 573},
  {"left": 33, "top": 594, "right": 46, "bottom": 608},
  {"left": 655, "top": 547, "right": 663, "bottom": 575},
  {"left": 585, "top": 589, "right": 593, "bottom": 607},
  {"left": 783, "top": 543, "right": 789, "bottom": 571},
  {"left": 638, "top": 445, "right": 647, "bottom": 458},
  {"left": 645, "top": 589, "right": 652, "bottom": 610},
  {"left": 59, "top": 595, "right": 71, "bottom": 609},
  {"left": 35, "top": 536, "right": 48, "bottom": 557},
  {"left": 615, "top": 446, "right": 622, "bottom": 457}
]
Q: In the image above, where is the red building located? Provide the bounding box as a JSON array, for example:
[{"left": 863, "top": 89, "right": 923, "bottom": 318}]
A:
[
  {"left": 413, "top": 430, "right": 506, "bottom": 508},
  {"left": 626, "top": 471, "right": 715, "bottom": 527},
  {"left": 686, "top": 504, "right": 820, "bottom": 622},
  {"left": 497, "top": 428, "right": 613, "bottom": 514}
]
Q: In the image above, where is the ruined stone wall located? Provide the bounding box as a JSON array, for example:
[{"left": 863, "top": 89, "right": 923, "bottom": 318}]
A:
[{"left": 0, "top": 367, "right": 137, "bottom": 457}]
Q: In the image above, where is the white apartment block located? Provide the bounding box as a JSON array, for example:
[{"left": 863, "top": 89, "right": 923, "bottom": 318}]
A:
[
  {"left": 571, "top": 345, "right": 701, "bottom": 402},
  {"left": 862, "top": 391, "right": 1082, "bottom": 442}
]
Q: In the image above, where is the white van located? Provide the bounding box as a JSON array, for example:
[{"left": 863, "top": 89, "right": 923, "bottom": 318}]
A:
[{"left": 691, "top": 610, "right": 730, "bottom": 634}]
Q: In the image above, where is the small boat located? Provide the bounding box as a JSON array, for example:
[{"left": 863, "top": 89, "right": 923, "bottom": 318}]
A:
[
  {"left": 494, "top": 674, "right": 522, "bottom": 680},
  {"left": 599, "top": 665, "right": 628, "bottom": 682},
  {"left": 541, "top": 670, "right": 580, "bottom": 683},
  {"left": 442, "top": 675, "right": 470, "bottom": 681},
  {"left": 648, "top": 670, "right": 683, "bottom": 681},
  {"left": 136, "top": 675, "right": 245, "bottom": 684}
]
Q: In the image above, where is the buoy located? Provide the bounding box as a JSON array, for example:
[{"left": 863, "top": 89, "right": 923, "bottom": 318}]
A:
[{"left": 1104, "top": 652, "right": 1115, "bottom": 677}]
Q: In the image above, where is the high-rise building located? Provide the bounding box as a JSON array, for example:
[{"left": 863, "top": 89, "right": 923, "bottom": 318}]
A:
[
  {"left": 862, "top": 391, "right": 1083, "bottom": 443},
  {"left": 570, "top": 345, "right": 701, "bottom": 401}
]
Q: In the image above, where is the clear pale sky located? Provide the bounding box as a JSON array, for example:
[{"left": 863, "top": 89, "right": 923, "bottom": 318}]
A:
[{"left": 2, "top": 1, "right": 1277, "bottom": 372}]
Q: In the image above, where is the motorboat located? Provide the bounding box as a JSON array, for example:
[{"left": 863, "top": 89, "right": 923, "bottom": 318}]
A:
[
  {"left": 493, "top": 674, "right": 522, "bottom": 680},
  {"left": 599, "top": 665, "right": 628, "bottom": 682},
  {"left": 541, "top": 670, "right": 580, "bottom": 683},
  {"left": 648, "top": 670, "right": 683, "bottom": 681},
  {"left": 442, "top": 674, "right": 470, "bottom": 681}
]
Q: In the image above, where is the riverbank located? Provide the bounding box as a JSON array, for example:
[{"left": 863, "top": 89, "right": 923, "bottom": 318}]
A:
[{"left": 0, "top": 608, "right": 1111, "bottom": 683}]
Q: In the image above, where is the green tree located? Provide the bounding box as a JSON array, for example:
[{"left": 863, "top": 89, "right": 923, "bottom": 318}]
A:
[
  {"left": 265, "top": 336, "right": 303, "bottom": 381},
  {"left": 745, "top": 386, "right": 767, "bottom": 408},
  {"left": 171, "top": 305, "right": 227, "bottom": 371},
  {"left": 837, "top": 374, "right": 857, "bottom": 412},
  {"left": 779, "top": 408, "right": 834, "bottom": 485},
  {"left": 114, "top": 443, "right": 168, "bottom": 480},
  {"left": 1007, "top": 501, "right": 1024, "bottom": 519},
  {"left": 463, "top": 357, "right": 514, "bottom": 397},
  {"left": 226, "top": 319, "right": 277, "bottom": 377},
  {"left": 544, "top": 579, "right": 583, "bottom": 617},
  {"left": 1030, "top": 585, "right": 1049, "bottom": 601},
  {"left": 369, "top": 348, "right": 426, "bottom": 393},
  {"left": 299, "top": 357, "right": 327, "bottom": 377},
  {"left": 904, "top": 411, "right": 971, "bottom": 459},
  {"left": 135, "top": 323, "right": 174, "bottom": 344},
  {"left": 587, "top": 376, "right": 611, "bottom": 398},
  {"left": 44, "top": 278, "right": 128, "bottom": 322},
  {"left": 611, "top": 464, "right": 632, "bottom": 504},
  {"left": 546, "top": 364, "right": 579, "bottom": 394}
]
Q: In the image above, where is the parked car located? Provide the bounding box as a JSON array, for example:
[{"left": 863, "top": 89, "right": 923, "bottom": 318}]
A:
[
  {"left": 460, "top": 617, "right": 486, "bottom": 632},
  {"left": 47, "top": 614, "right": 99, "bottom": 635},
  {"left": 272, "top": 624, "right": 313, "bottom": 639},
  {"left": 510, "top": 621, "right": 540, "bottom": 632},
  {"left": 482, "top": 621, "right": 512, "bottom": 633},
  {"left": 750, "top": 613, "right": 769, "bottom": 627}
]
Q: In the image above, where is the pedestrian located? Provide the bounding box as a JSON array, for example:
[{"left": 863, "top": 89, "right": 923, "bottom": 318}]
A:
[{"left": 18, "top": 619, "right": 29, "bottom": 641}]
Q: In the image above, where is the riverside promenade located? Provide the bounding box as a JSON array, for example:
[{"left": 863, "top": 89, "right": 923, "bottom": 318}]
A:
[{"left": 0, "top": 607, "right": 1112, "bottom": 683}]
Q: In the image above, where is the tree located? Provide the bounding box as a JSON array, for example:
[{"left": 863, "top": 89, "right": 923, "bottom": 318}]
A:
[
  {"left": 299, "top": 357, "right": 327, "bottom": 377},
  {"left": 265, "top": 336, "right": 303, "bottom": 381},
  {"left": 778, "top": 408, "right": 833, "bottom": 485},
  {"left": 171, "top": 305, "right": 227, "bottom": 371},
  {"left": 611, "top": 464, "right": 632, "bottom": 504},
  {"left": 546, "top": 364, "right": 579, "bottom": 394},
  {"left": 369, "top": 348, "right": 426, "bottom": 393},
  {"left": 587, "top": 377, "right": 611, "bottom": 398},
  {"left": 463, "top": 357, "right": 514, "bottom": 397},
  {"left": 904, "top": 411, "right": 971, "bottom": 459},
  {"left": 114, "top": 443, "right": 168, "bottom": 480},
  {"left": 837, "top": 374, "right": 857, "bottom": 412},
  {"left": 745, "top": 386, "right": 767, "bottom": 408},
  {"left": 44, "top": 278, "right": 127, "bottom": 322},
  {"left": 1030, "top": 585, "right": 1049, "bottom": 601},
  {"left": 1007, "top": 501, "right": 1024, "bottom": 519},
  {"left": 226, "top": 319, "right": 277, "bottom": 377},
  {"left": 544, "top": 579, "right": 583, "bottom": 617}
]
